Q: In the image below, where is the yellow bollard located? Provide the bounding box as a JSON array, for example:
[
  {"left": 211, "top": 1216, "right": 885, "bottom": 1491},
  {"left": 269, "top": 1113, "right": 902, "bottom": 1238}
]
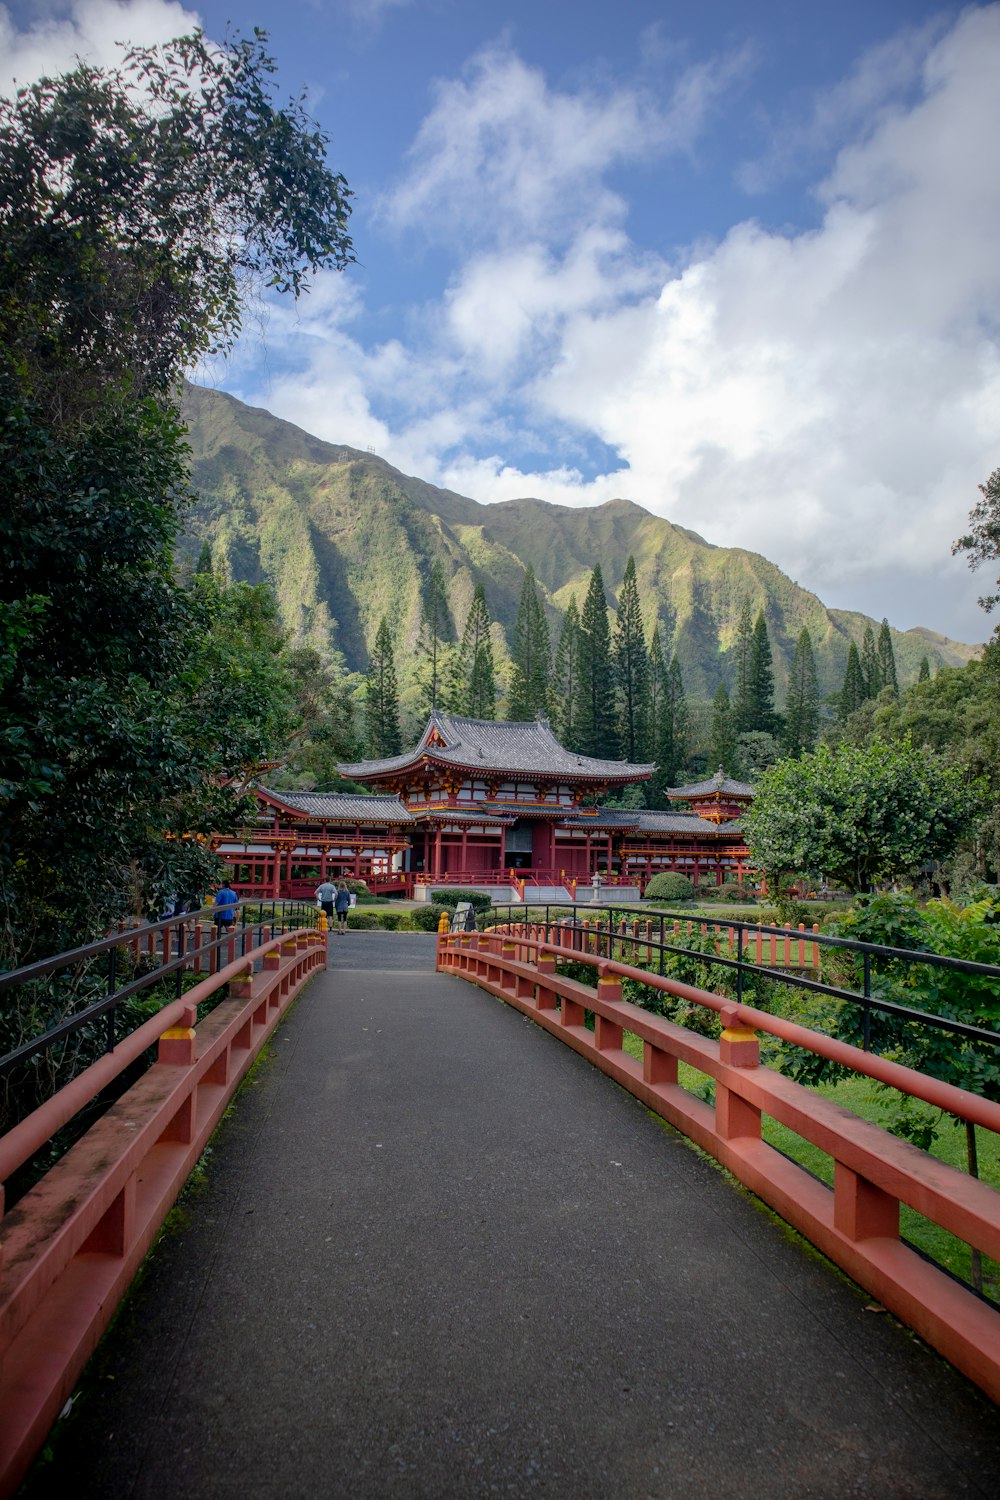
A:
[
  {"left": 437, "top": 911, "right": 451, "bottom": 934},
  {"left": 317, "top": 910, "right": 328, "bottom": 934}
]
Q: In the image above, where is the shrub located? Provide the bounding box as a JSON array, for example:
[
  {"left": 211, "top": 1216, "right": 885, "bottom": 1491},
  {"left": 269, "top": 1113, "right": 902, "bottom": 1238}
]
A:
[
  {"left": 409, "top": 903, "right": 453, "bottom": 932},
  {"left": 346, "top": 910, "right": 380, "bottom": 929},
  {"left": 429, "top": 888, "right": 492, "bottom": 914},
  {"left": 343, "top": 878, "right": 370, "bottom": 898},
  {"left": 643, "top": 872, "right": 695, "bottom": 902}
]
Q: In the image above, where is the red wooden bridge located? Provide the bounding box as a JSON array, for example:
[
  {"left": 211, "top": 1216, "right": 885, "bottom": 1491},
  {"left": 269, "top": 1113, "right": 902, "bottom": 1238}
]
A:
[{"left": 1, "top": 921, "right": 999, "bottom": 1497}]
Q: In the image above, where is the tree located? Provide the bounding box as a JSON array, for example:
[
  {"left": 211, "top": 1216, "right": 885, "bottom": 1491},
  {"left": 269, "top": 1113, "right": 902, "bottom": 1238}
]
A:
[
  {"left": 744, "top": 738, "right": 982, "bottom": 894},
  {"left": 657, "top": 655, "right": 689, "bottom": 787},
  {"left": 508, "top": 565, "right": 550, "bottom": 721},
  {"left": 732, "top": 598, "right": 756, "bottom": 732},
  {"left": 455, "top": 583, "right": 496, "bottom": 719},
  {"left": 839, "top": 641, "right": 867, "bottom": 720},
  {"left": 877, "top": 618, "right": 899, "bottom": 698},
  {"left": 612, "top": 556, "right": 650, "bottom": 761},
  {"left": 0, "top": 32, "right": 355, "bottom": 960},
  {"left": 365, "top": 617, "right": 401, "bottom": 757},
  {"left": 416, "top": 561, "right": 454, "bottom": 717},
  {"left": 861, "top": 623, "right": 880, "bottom": 700},
  {"left": 954, "top": 464, "right": 1000, "bottom": 619},
  {"left": 577, "top": 565, "right": 616, "bottom": 758},
  {"left": 784, "top": 627, "right": 819, "bottom": 755},
  {"left": 270, "top": 646, "right": 359, "bottom": 789},
  {"left": 918, "top": 656, "right": 931, "bottom": 682},
  {"left": 709, "top": 683, "right": 737, "bottom": 774},
  {"left": 746, "top": 610, "right": 778, "bottom": 734},
  {"left": 551, "top": 598, "right": 582, "bottom": 748}
]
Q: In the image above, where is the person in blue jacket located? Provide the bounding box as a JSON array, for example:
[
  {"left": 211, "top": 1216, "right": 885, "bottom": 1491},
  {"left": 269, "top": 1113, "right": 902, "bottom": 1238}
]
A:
[{"left": 213, "top": 883, "right": 239, "bottom": 929}]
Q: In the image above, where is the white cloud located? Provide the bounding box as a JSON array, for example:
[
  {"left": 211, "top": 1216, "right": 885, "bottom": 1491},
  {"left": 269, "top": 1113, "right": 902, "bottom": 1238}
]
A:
[
  {"left": 229, "top": 11, "right": 1000, "bottom": 642},
  {"left": 384, "top": 37, "right": 752, "bottom": 245},
  {"left": 0, "top": 0, "right": 200, "bottom": 95}
]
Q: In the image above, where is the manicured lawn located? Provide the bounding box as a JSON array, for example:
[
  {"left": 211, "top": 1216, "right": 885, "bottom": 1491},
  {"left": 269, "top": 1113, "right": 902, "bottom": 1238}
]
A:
[{"left": 620, "top": 1029, "right": 999, "bottom": 1299}]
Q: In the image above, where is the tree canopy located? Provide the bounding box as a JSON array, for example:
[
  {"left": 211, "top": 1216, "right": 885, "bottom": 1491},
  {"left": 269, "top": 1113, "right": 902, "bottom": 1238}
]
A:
[
  {"left": 0, "top": 32, "right": 355, "bottom": 960},
  {"left": 744, "top": 738, "right": 982, "bottom": 894}
]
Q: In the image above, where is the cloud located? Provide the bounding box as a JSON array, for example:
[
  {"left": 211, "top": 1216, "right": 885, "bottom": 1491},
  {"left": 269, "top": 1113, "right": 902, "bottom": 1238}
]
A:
[
  {"left": 0, "top": 0, "right": 200, "bottom": 95},
  {"left": 384, "top": 37, "right": 752, "bottom": 246},
  {"left": 224, "top": 11, "right": 1000, "bottom": 642}
]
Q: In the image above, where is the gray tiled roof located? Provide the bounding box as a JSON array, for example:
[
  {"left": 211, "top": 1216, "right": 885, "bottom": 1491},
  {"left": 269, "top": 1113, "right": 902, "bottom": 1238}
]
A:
[
  {"left": 631, "top": 810, "right": 742, "bottom": 836},
  {"left": 339, "top": 713, "right": 655, "bottom": 781},
  {"left": 257, "top": 789, "right": 412, "bottom": 823},
  {"left": 668, "top": 768, "right": 754, "bottom": 800}
]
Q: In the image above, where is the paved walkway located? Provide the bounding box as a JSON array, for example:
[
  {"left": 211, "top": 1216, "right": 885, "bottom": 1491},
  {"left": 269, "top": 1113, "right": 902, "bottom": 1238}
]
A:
[{"left": 23, "top": 934, "right": 1000, "bottom": 1498}]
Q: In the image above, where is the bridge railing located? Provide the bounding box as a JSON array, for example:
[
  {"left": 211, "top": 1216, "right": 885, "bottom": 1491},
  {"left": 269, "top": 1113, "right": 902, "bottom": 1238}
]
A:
[
  {"left": 488, "top": 901, "right": 1000, "bottom": 1056},
  {"left": 0, "top": 918, "right": 327, "bottom": 1498},
  {"left": 437, "top": 922, "right": 1000, "bottom": 1407}
]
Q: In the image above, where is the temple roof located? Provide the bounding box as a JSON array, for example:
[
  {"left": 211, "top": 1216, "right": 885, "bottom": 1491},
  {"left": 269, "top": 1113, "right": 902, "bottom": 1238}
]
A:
[
  {"left": 667, "top": 768, "right": 755, "bottom": 801},
  {"left": 256, "top": 789, "right": 413, "bottom": 823},
  {"left": 339, "top": 713, "right": 655, "bottom": 782},
  {"left": 631, "top": 810, "right": 742, "bottom": 835}
]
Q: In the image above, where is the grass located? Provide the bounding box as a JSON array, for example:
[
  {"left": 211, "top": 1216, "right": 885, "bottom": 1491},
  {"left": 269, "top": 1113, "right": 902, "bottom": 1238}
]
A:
[{"left": 619, "top": 1029, "right": 1000, "bottom": 1300}]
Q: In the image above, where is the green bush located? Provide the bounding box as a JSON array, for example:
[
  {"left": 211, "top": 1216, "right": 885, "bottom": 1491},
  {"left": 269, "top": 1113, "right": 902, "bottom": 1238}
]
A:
[
  {"left": 343, "top": 878, "right": 370, "bottom": 898},
  {"left": 346, "top": 910, "right": 380, "bottom": 929},
  {"left": 429, "top": 888, "right": 492, "bottom": 913},
  {"left": 376, "top": 911, "right": 404, "bottom": 930},
  {"left": 409, "top": 903, "right": 453, "bottom": 932},
  {"left": 643, "top": 872, "right": 695, "bottom": 902}
]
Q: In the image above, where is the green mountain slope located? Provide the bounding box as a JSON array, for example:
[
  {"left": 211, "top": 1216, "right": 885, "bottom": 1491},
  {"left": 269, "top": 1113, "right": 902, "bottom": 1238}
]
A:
[{"left": 180, "top": 382, "right": 979, "bottom": 704}]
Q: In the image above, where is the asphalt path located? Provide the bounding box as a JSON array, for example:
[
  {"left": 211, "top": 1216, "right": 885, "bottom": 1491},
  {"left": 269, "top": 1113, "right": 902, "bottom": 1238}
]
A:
[{"left": 22, "top": 932, "right": 1000, "bottom": 1499}]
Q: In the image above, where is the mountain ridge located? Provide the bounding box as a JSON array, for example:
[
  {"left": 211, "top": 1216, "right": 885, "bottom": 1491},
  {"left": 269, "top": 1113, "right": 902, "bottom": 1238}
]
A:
[{"left": 180, "top": 382, "right": 979, "bottom": 709}]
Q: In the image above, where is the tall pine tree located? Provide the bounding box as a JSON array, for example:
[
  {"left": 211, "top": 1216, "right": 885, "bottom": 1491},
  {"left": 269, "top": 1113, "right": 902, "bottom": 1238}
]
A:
[
  {"left": 552, "top": 597, "right": 582, "bottom": 748},
  {"left": 508, "top": 565, "right": 550, "bottom": 720},
  {"left": 365, "top": 616, "right": 401, "bottom": 756},
  {"left": 657, "top": 654, "right": 688, "bottom": 786},
  {"left": 918, "top": 655, "right": 931, "bottom": 682},
  {"left": 877, "top": 617, "right": 899, "bottom": 698},
  {"left": 417, "top": 560, "right": 454, "bottom": 716},
  {"left": 784, "top": 627, "right": 819, "bottom": 755},
  {"left": 732, "top": 598, "right": 756, "bottom": 732},
  {"left": 709, "top": 682, "right": 737, "bottom": 774},
  {"left": 455, "top": 583, "right": 496, "bottom": 719},
  {"left": 840, "top": 640, "right": 866, "bottom": 720},
  {"left": 577, "top": 564, "right": 616, "bottom": 758},
  {"left": 746, "top": 610, "right": 777, "bottom": 733},
  {"left": 612, "top": 555, "right": 650, "bottom": 759},
  {"left": 860, "top": 623, "right": 880, "bottom": 699}
]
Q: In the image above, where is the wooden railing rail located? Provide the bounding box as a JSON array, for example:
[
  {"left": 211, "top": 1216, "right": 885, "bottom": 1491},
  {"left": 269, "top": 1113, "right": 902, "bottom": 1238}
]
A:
[
  {"left": 436, "top": 926, "right": 1000, "bottom": 1406},
  {"left": 0, "top": 927, "right": 327, "bottom": 1498}
]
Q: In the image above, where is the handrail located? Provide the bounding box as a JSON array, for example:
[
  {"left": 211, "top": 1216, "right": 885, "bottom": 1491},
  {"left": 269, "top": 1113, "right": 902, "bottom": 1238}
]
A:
[
  {"left": 487, "top": 903, "right": 1000, "bottom": 1056},
  {"left": 436, "top": 925, "right": 1000, "bottom": 1405}
]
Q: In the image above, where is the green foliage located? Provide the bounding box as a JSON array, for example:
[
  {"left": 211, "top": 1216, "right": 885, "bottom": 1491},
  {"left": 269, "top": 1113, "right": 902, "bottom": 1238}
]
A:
[
  {"left": 0, "top": 32, "right": 355, "bottom": 964},
  {"left": 795, "top": 893, "right": 1000, "bottom": 1145},
  {"left": 429, "top": 888, "right": 492, "bottom": 913},
  {"left": 656, "top": 655, "right": 688, "bottom": 788},
  {"left": 746, "top": 610, "right": 779, "bottom": 735},
  {"left": 784, "top": 627, "right": 819, "bottom": 756},
  {"left": 577, "top": 565, "right": 616, "bottom": 757},
  {"left": 416, "top": 560, "right": 454, "bottom": 717},
  {"left": 551, "top": 596, "right": 582, "bottom": 748},
  {"left": 612, "top": 556, "right": 650, "bottom": 761},
  {"left": 410, "top": 902, "right": 453, "bottom": 931},
  {"left": 839, "top": 640, "right": 867, "bottom": 721},
  {"left": 709, "top": 683, "right": 737, "bottom": 775},
  {"left": 745, "top": 738, "right": 983, "bottom": 894},
  {"left": 877, "top": 618, "right": 899, "bottom": 698},
  {"left": 365, "top": 616, "right": 401, "bottom": 756},
  {"left": 454, "top": 583, "right": 496, "bottom": 720},
  {"left": 953, "top": 463, "right": 1000, "bottom": 618},
  {"left": 508, "top": 565, "right": 550, "bottom": 721},
  {"left": 643, "top": 871, "right": 695, "bottom": 902},
  {"left": 731, "top": 598, "right": 755, "bottom": 732}
]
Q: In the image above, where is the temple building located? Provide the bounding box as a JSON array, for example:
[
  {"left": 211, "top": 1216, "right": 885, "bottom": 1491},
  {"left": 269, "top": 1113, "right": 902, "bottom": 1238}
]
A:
[{"left": 216, "top": 713, "right": 754, "bottom": 901}]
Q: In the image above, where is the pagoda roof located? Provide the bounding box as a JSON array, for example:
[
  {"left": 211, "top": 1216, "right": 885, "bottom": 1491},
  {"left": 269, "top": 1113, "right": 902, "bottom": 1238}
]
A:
[
  {"left": 667, "top": 768, "right": 754, "bottom": 801},
  {"left": 256, "top": 789, "right": 412, "bottom": 823},
  {"left": 632, "top": 810, "right": 740, "bottom": 836},
  {"left": 339, "top": 713, "right": 654, "bottom": 783}
]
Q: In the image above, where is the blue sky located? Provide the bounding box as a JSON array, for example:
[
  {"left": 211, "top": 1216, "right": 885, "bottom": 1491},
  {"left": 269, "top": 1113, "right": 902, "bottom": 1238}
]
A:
[{"left": 4, "top": 2, "right": 999, "bottom": 644}]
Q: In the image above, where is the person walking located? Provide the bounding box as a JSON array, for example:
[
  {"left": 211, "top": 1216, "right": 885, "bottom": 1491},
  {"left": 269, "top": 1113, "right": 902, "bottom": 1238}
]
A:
[
  {"left": 212, "top": 882, "right": 239, "bottom": 930},
  {"left": 334, "top": 880, "right": 351, "bottom": 935},
  {"left": 315, "top": 877, "right": 337, "bottom": 926}
]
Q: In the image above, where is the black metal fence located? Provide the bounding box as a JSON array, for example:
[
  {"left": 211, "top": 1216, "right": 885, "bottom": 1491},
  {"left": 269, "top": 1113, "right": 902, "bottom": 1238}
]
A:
[
  {"left": 0, "top": 900, "right": 317, "bottom": 1132},
  {"left": 488, "top": 901, "right": 1000, "bottom": 1061}
]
